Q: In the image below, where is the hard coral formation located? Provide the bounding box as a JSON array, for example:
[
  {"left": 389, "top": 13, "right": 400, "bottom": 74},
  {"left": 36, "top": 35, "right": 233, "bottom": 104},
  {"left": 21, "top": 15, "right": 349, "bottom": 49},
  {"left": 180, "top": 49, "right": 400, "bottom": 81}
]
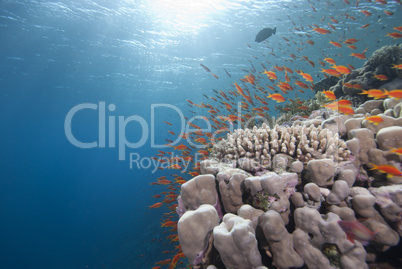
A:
[
  {"left": 329, "top": 44, "right": 402, "bottom": 99},
  {"left": 176, "top": 46, "right": 402, "bottom": 269},
  {"left": 211, "top": 123, "right": 350, "bottom": 167}
]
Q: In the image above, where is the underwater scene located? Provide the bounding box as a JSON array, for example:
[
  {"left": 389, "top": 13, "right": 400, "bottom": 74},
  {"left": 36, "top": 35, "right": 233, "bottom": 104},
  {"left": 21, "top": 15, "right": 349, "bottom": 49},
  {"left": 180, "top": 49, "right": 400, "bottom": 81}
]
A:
[{"left": 1, "top": 0, "right": 402, "bottom": 268}]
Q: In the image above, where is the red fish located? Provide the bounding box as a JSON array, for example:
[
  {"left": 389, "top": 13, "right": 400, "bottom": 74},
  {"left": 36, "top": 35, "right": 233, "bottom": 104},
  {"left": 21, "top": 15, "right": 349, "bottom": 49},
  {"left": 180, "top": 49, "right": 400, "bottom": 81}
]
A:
[
  {"left": 369, "top": 163, "right": 402, "bottom": 177},
  {"left": 149, "top": 202, "right": 163, "bottom": 209},
  {"left": 338, "top": 220, "right": 375, "bottom": 245},
  {"left": 313, "top": 27, "right": 331, "bottom": 34}
]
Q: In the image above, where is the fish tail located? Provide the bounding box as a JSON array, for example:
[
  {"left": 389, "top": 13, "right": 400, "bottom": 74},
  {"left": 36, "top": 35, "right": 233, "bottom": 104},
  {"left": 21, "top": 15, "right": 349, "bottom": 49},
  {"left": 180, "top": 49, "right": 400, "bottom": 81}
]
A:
[
  {"left": 368, "top": 163, "right": 378, "bottom": 170},
  {"left": 358, "top": 90, "right": 368, "bottom": 95},
  {"left": 273, "top": 27, "right": 277, "bottom": 34}
]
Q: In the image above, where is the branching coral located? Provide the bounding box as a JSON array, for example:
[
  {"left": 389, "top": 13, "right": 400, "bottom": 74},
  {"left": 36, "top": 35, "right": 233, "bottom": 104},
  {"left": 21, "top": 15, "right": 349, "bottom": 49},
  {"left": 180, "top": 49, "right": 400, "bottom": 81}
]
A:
[{"left": 211, "top": 123, "right": 350, "bottom": 165}]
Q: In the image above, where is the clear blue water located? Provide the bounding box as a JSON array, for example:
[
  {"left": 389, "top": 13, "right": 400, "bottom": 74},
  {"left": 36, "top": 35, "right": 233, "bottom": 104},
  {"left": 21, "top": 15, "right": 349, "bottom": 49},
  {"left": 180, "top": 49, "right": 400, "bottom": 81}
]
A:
[{"left": 0, "top": 0, "right": 400, "bottom": 268}]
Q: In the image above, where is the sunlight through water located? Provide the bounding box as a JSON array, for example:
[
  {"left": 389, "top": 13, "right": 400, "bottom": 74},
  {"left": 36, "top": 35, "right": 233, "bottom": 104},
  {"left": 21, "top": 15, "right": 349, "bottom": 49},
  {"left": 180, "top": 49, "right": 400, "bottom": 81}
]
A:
[{"left": 146, "top": 0, "right": 244, "bottom": 36}]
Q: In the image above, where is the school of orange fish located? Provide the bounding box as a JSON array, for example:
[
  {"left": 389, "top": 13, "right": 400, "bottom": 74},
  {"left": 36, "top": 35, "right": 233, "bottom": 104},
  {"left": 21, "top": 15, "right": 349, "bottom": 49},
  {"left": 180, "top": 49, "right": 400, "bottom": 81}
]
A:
[{"left": 148, "top": 0, "right": 402, "bottom": 268}]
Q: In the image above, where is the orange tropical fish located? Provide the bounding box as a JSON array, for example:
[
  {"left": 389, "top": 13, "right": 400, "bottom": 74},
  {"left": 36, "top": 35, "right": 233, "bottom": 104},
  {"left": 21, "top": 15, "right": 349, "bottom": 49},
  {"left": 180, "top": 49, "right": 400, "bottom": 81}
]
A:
[
  {"left": 330, "top": 41, "right": 342, "bottom": 47},
  {"left": 322, "top": 90, "right": 337, "bottom": 100},
  {"left": 234, "top": 82, "right": 244, "bottom": 96},
  {"left": 386, "top": 32, "right": 402, "bottom": 39},
  {"left": 267, "top": 93, "right": 285, "bottom": 102},
  {"left": 386, "top": 89, "right": 402, "bottom": 99},
  {"left": 392, "top": 64, "right": 402, "bottom": 70},
  {"left": 189, "top": 171, "right": 199, "bottom": 177},
  {"left": 295, "top": 80, "right": 310, "bottom": 89},
  {"left": 384, "top": 10, "right": 393, "bottom": 16},
  {"left": 369, "top": 163, "right": 402, "bottom": 177},
  {"left": 361, "top": 24, "right": 370, "bottom": 29},
  {"left": 174, "top": 144, "right": 188, "bottom": 151},
  {"left": 299, "top": 71, "right": 313, "bottom": 82},
  {"left": 168, "top": 130, "right": 176, "bottom": 136},
  {"left": 333, "top": 65, "right": 352, "bottom": 74},
  {"left": 164, "top": 121, "right": 172, "bottom": 126},
  {"left": 321, "top": 68, "right": 341, "bottom": 76},
  {"left": 389, "top": 147, "right": 402, "bottom": 155},
  {"left": 347, "top": 45, "right": 357, "bottom": 50},
  {"left": 359, "top": 89, "right": 387, "bottom": 99},
  {"left": 169, "top": 164, "right": 182, "bottom": 170},
  {"left": 343, "top": 83, "right": 361, "bottom": 89},
  {"left": 359, "top": 10, "right": 372, "bottom": 16},
  {"left": 350, "top": 52, "right": 366, "bottom": 59},
  {"left": 158, "top": 180, "right": 173, "bottom": 185},
  {"left": 364, "top": 115, "right": 383, "bottom": 125},
  {"left": 161, "top": 221, "right": 176, "bottom": 228},
  {"left": 313, "top": 27, "right": 331, "bottom": 34},
  {"left": 195, "top": 138, "right": 207, "bottom": 143},
  {"left": 149, "top": 202, "right": 163, "bottom": 209},
  {"left": 198, "top": 150, "right": 209, "bottom": 156},
  {"left": 394, "top": 26, "right": 402, "bottom": 32},
  {"left": 324, "top": 57, "right": 336, "bottom": 64},
  {"left": 263, "top": 69, "right": 278, "bottom": 80},
  {"left": 299, "top": 106, "right": 309, "bottom": 110},
  {"left": 343, "top": 38, "right": 359, "bottom": 44},
  {"left": 338, "top": 105, "right": 355, "bottom": 115},
  {"left": 373, "top": 74, "right": 388, "bottom": 81},
  {"left": 337, "top": 100, "right": 353, "bottom": 106}
]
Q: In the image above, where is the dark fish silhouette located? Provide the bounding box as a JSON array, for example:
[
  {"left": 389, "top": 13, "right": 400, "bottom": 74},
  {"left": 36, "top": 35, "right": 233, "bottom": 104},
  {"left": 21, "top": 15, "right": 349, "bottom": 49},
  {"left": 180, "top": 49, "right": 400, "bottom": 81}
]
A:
[{"left": 255, "top": 27, "right": 277, "bottom": 42}]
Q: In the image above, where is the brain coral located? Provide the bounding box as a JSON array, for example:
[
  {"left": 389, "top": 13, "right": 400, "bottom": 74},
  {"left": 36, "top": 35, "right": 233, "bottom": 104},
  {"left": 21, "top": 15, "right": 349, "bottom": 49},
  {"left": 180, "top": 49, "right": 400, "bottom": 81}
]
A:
[{"left": 211, "top": 123, "right": 350, "bottom": 165}]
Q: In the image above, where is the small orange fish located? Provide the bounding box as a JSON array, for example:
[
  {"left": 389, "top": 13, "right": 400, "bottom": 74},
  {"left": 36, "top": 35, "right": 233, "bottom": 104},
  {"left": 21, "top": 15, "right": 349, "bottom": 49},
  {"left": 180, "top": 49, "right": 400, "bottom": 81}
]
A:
[
  {"left": 389, "top": 147, "right": 402, "bottom": 155},
  {"left": 338, "top": 105, "right": 355, "bottom": 115},
  {"left": 337, "top": 100, "right": 353, "bottom": 106},
  {"left": 359, "top": 89, "right": 387, "bottom": 99},
  {"left": 324, "top": 57, "right": 336, "bottom": 64},
  {"left": 394, "top": 26, "right": 402, "bottom": 32},
  {"left": 364, "top": 115, "right": 383, "bottom": 125},
  {"left": 369, "top": 163, "right": 402, "bottom": 177},
  {"left": 321, "top": 68, "right": 341, "bottom": 76},
  {"left": 267, "top": 93, "right": 285, "bottom": 102},
  {"left": 350, "top": 52, "right": 366, "bottom": 59},
  {"left": 392, "top": 64, "right": 402, "bottom": 70},
  {"left": 330, "top": 41, "right": 342, "bottom": 47},
  {"left": 333, "top": 65, "right": 352, "bottom": 74},
  {"left": 386, "top": 89, "right": 402, "bottom": 100},
  {"left": 322, "top": 90, "right": 337, "bottom": 100},
  {"left": 386, "top": 32, "right": 402, "bottom": 39},
  {"left": 313, "top": 27, "right": 331, "bottom": 34},
  {"left": 149, "top": 202, "right": 163, "bottom": 209},
  {"left": 373, "top": 74, "right": 388, "bottom": 81},
  {"left": 300, "top": 71, "right": 313, "bottom": 82},
  {"left": 174, "top": 144, "right": 188, "bottom": 151},
  {"left": 359, "top": 10, "right": 372, "bottom": 16},
  {"left": 263, "top": 70, "right": 278, "bottom": 80},
  {"left": 343, "top": 38, "right": 359, "bottom": 44}
]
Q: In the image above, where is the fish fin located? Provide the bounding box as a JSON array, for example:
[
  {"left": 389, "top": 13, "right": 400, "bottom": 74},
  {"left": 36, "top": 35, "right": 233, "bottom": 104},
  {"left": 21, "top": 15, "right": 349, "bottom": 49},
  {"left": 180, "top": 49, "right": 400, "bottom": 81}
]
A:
[
  {"left": 273, "top": 27, "right": 277, "bottom": 34},
  {"left": 346, "top": 234, "right": 355, "bottom": 243}
]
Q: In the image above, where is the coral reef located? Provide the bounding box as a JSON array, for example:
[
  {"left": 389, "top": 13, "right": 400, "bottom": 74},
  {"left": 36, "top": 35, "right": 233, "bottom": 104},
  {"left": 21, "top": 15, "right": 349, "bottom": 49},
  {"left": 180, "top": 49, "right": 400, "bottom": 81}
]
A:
[
  {"left": 329, "top": 44, "right": 402, "bottom": 99},
  {"left": 211, "top": 123, "right": 351, "bottom": 168},
  {"left": 175, "top": 46, "right": 402, "bottom": 269}
]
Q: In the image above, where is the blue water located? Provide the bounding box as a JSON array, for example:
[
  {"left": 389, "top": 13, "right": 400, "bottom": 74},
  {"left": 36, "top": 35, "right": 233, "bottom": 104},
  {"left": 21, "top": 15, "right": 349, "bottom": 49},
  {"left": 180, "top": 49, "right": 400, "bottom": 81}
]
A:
[{"left": 0, "top": 0, "right": 400, "bottom": 268}]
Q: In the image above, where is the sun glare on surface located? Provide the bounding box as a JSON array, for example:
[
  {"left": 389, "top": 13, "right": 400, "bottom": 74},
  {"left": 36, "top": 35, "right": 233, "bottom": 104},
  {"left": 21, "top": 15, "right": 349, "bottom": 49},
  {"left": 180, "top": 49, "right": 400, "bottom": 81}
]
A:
[{"left": 147, "top": 0, "right": 241, "bottom": 35}]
